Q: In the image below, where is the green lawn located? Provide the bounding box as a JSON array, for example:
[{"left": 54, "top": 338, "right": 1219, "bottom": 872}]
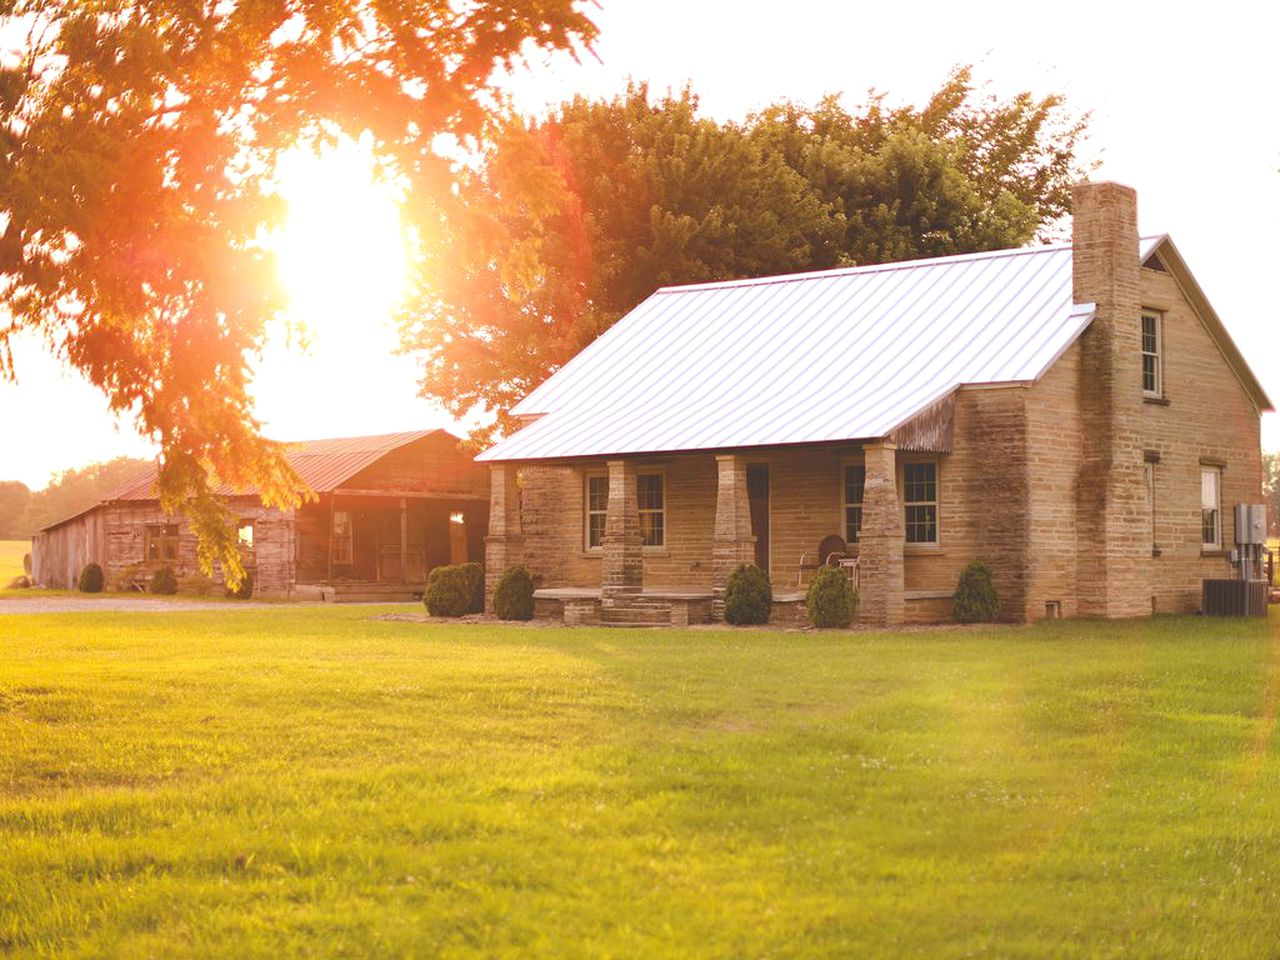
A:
[
  {"left": 1, "top": 608, "right": 1278, "bottom": 958},
  {"left": 0, "top": 539, "right": 27, "bottom": 583}
]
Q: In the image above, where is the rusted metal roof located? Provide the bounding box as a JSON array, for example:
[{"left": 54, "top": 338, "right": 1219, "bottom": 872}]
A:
[
  {"left": 481, "top": 241, "right": 1112, "bottom": 462},
  {"left": 41, "top": 430, "right": 449, "bottom": 531}
]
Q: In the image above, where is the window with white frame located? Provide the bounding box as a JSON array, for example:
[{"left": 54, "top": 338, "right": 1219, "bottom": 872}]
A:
[
  {"left": 585, "top": 474, "right": 608, "bottom": 550},
  {"left": 637, "top": 473, "right": 665, "bottom": 547},
  {"left": 585, "top": 472, "right": 666, "bottom": 549},
  {"left": 903, "top": 462, "right": 938, "bottom": 544},
  {"left": 843, "top": 465, "right": 865, "bottom": 543},
  {"left": 1201, "top": 466, "right": 1221, "bottom": 550},
  {"left": 1142, "top": 310, "right": 1162, "bottom": 397}
]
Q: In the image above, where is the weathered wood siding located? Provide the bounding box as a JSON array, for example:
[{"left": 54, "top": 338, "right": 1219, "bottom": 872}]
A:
[{"left": 31, "top": 509, "right": 107, "bottom": 589}]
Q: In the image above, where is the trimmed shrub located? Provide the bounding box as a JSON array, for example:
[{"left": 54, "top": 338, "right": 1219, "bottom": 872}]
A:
[
  {"left": 225, "top": 573, "right": 254, "bottom": 600},
  {"left": 425, "top": 565, "right": 474, "bottom": 617},
  {"left": 953, "top": 560, "right": 1000, "bottom": 623},
  {"left": 806, "top": 565, "right": 856, "bottom": 628},
  {"left": 494, "top": 566, "right": 535, "bottom": 621},
  {"left": 724, "top": 564, "right": 772, "bottom": 625},
  {"left": 149, "top": 565, "right": 179, "bottom": 595},
  {"left": 178, "top": 573, "right": 215, "bottom": 596},
  {"left": 78, "top": 562, "right": 104, "bottom": 594},
  {"left": 458, "top": 561, "right": 485, "bottom": 614},
  {"left": 6, "top": 575, "right": 32, "bottom": 590}
]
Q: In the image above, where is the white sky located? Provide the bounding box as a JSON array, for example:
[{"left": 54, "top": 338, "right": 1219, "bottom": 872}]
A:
[{"left": 0, "top": 0, "right": 1277, "bottom": 489}]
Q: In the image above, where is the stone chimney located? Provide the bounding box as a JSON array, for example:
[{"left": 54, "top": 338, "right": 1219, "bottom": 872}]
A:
[{"left": 1072, "top": 181, "right": 1151, "bottom": 617}]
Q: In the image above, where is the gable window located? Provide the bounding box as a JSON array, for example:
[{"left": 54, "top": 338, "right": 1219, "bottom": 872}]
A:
[
  {"left": 585, "top": 472, "right": 665, "bottom": 549},
  {"left": 144, "top": 523, "right": 179, "bottom": 562},
  {"left": 1201, "top": 466, "right": 1221, "bottom": 550},
  {"left": 843, "top": 465, "right": 865, "bottom": 543},
  {"left": 1142, "top": 310, "right": 1162, "bottom": 397},
  {"left": 903, "top": 463, "right": 938, "bottom": 544},
  {"left": 331, "top": 510, "right": 354, "bottom": 564},
  {"left": 637, "top": 473, "right": 665, "bottom": 548}
]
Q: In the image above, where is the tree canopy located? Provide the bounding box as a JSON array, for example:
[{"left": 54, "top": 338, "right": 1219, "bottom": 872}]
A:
[
  {"left": 403, "top": 68, "right": 1090, "bottom": 439},
  {"left": 0, "top": 0, "right": 596, "bottom": 581},
  {"left": 0, "top": 456, "right": 152, "bottom": 539}
]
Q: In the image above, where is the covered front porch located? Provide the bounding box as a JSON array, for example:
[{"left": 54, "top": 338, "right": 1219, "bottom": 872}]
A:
[
  {"left": 487, "top": 442, "right": 920, "bottom": 627},
  {"left": 293, "top": 492, "right": 487, "bottom": 602}
]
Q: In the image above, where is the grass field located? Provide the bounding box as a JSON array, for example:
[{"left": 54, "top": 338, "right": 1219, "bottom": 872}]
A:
[
  {"left": 1, "top": 607, "right": 1277, "bottom": 957},
  {"left": 0, "top": 539, "right": 27, "bottom": 583}
]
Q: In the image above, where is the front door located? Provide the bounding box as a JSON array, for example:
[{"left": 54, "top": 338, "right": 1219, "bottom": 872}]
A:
[{"left": 747, "top": 465, "right": 770, "bottom": 574}]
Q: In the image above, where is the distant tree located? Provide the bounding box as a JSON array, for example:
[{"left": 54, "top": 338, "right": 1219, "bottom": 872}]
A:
[
  {"left": 1264, "top": 452, "right": 1279, "bottom": 536},
  {"left": 12, "top": 457, "right": 152, "bottom": 537},
  {"left": 405, "top": 68, "right": 1090, "bottom": 440},
  {"left": 0, "top": 481, "right": 31, "bottom": 539},
  {"left": 0, "top": 0, "right": 597, "bottom": 582}
]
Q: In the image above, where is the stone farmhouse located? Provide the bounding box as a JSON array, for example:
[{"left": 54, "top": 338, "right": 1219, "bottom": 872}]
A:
[
  {"left": 477, "top": 182, "right": 1271, "bottom": 626},
  {"left": 32, "top": 430, "right": 488, "bottom": 600}
]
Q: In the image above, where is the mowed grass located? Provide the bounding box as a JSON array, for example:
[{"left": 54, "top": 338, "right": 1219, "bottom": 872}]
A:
[
  {"left": 1, "top": 608, "right": 1278, "bottom": 958},
  {"left": 0, "top": 540, "right": 27, "bottom": 582}
]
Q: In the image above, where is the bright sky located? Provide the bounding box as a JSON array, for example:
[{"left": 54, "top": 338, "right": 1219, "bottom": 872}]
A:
[{"left": 1, "top": 0, "right": 1277, "bottom": 489}]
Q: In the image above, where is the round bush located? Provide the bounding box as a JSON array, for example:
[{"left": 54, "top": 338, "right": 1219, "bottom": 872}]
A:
[
  {"left": 724, "top": 564, "right": 772, "bottom": 625},
  {"left": 806, "top": 565, "right": 855, "bottom": 628},
  {"left": 225, "top": 572, "right": 254, "bottom": 600},
  {"left": 425, "top": 565, "right": 473, "bottom": 617},
  {"left": 149, "top": 565, "right": 179, "bottom": 595},
  {"left": 458, "top": 561, "right": 486, "bottom": 614},
  {"left": 953, "top": 560, "right": 1000, "bottom": 623},
  {"left": 494, "top": 566, "right": 535, "bottom": 621},
  {"left": 78, "top": 562, "right": 104, "bottom": 593}
]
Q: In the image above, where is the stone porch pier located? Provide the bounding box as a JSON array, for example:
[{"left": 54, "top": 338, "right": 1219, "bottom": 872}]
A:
[
  {"left": 484, "top": 464, "right": 523, "bottom": 614},
  {"left": 712, "top": 454, "right": 756, "bottom": 617},
  {"left": 857, "top": 441, "right": 905, "bottom": 626},
  {"left": 601, "top": 459, "right": 644, "bottom": 619}
]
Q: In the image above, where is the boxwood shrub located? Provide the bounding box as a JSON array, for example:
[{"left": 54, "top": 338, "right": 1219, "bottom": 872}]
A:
[
  {"left": 458, "top": 562, "right": 485, "bottom": 614},
  {"left": 425, "top": 564, "right": 480, "bottom": 618},
  {"left": 953, "top": 560, "right": 1000, "bottom": 623},
  {"left": 806, "top": 565, "right": 856, "bottom": 628},
  {"left": 149, "top": 565, "right": 179, "bottom": 595},
  {"left": 78, "top": 562, "right": 104, "bottom": 594},
  {"left": 494, "top": 566, "right": 535, "bottom": 621},
  {"left": 724, "top": 564, "right": 772, "bottom": 625}
]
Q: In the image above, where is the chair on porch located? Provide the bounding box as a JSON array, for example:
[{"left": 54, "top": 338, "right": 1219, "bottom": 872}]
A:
[{"left": 796, "top": 535, "right": 860, "bottom": 590}]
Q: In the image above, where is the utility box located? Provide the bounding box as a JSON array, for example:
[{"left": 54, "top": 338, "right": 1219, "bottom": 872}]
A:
[
  {"left": 1234, "top": 504, "right": 1267, "bottom": 545},
  {"left": 1202, "top": 579, "right": 1269, "bottom": 617}
]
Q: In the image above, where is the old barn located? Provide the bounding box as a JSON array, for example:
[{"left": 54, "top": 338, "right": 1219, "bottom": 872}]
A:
[{"left": 32, "top": 430, "right": 488, "bottom": 600}]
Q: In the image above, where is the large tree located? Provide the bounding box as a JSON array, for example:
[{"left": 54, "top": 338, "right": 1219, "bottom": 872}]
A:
[
  {"left": 0, "top": 0, "right": 596, "bottom": 581},
  {"left": 404, "top": 69, "right": 1090, "bottom": 441},
  {"left": 1264, "top": 451, "right": 1279, "bottom": 538}
]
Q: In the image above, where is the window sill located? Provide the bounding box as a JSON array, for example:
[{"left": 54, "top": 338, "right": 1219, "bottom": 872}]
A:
[
  {"left": 1143, "top": 395, "right": 1171, "bottom": 406},
  {"left": 1201, "top": 549, "right": 1228, "bottom": 558},
  {"left": 580, "top": 548, "right": 670, "bottom": 559},
  {"left": 904, "top": 544, "right": 944, "bottom": 556}
]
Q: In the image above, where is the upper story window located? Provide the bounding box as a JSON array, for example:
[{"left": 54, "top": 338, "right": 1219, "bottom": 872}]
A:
[
  {"left": 1142, "top": 310, "right": 1163, "bottom": 397},
  {"left": 144, "top": 523, "right": 179, "bottom": 562},
  {"left": 903, "top": 462, "right": 939, "bottom": 544},
  {"left": 585, "top": 472, "right": 666, "bottom": 550},
  {"left": 843, "top": 465, "right": 865, "bottom": 543},
  {"left": 1201, "top": 466, "right": 1222, "bottom": 550}
]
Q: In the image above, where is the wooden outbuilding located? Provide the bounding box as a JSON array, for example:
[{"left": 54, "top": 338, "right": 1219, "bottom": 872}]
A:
[{"left": 32, "top": 430, "right": 488, "bottom": 600}]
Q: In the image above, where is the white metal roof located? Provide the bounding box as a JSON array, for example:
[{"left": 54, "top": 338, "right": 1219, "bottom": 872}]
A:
[{"left": 479, "top": 240, "right": 1162, "bottom": 463}]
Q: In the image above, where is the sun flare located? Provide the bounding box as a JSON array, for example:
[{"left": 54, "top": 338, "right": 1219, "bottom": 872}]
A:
[{"left": 273, "top": 139, "right": 408, "bottom": 346}]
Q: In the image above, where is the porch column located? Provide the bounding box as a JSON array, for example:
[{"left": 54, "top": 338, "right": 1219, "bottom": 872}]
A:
[
  {"left": 399, "top": 498, "right": 408, "bottom": 583},
  {"left": 858, "top": 441, "right": 905, "bottom": 626},
  {"left": 712, "top": 454, "right": 756, "bottom": 619},
  {"left": 484, "top": 464, "right": 523, "bottom": 614},
  {"left": 601, "top": 459, "right": 643, "bottom": 606}
]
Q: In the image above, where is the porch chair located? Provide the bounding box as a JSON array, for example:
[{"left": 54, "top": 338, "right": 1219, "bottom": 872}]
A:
[{"left": 797, "top": 534, "right": 859, "bottom": 590}]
